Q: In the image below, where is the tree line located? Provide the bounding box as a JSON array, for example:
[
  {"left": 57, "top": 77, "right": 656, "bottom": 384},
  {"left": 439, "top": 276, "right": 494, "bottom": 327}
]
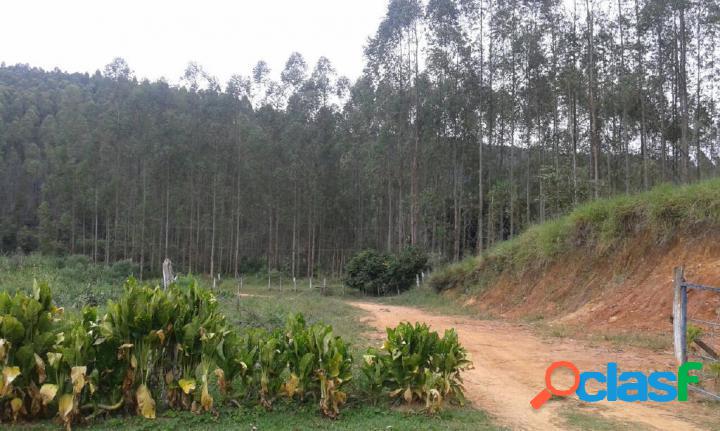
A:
[{"left": 1, "top": 0, "right": 719, "bottom": 277}]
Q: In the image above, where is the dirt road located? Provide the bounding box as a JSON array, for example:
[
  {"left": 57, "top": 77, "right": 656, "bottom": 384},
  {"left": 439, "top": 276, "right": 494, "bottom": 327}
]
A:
[{"left": 351, "top": 301, "right": 712, "bottom": 431}]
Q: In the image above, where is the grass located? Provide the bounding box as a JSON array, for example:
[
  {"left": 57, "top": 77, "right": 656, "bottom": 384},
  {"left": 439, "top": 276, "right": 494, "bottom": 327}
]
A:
[
  {"left": 9, "top": 403, "right": 502, "bottom": 431},
  {"left": 370, "top": 285, "right": 489, "bottom": 318},
  {"left": 430, "top": 178, "right": 720, "bottom": 293},
  {"left": 534, "top": 322, "right": 671, "bottom": 351},
  {"left": 212, "top": 275, "right": 373, "bottom": 346},
  {"left": 0, "top": 253, "right": 134, "bottom": 309},
  {"left": 559, "top": 406, "right": 650, "bottom": 431}
]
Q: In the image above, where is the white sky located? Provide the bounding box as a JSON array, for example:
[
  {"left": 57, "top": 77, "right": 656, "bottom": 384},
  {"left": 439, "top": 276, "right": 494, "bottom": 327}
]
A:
[{"left": 1, "top": 0, "right": 389, "bottom": 84}]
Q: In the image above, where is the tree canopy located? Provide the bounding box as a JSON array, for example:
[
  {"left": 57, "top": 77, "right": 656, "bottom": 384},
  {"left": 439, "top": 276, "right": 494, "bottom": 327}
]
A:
[{"left": 1, "top": 0, "right": 719, "bottom": 277}]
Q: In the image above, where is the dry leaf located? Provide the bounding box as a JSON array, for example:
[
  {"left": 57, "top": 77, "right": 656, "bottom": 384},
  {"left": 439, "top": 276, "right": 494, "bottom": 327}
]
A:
[
  {"left": 200, "top": 382, "right": 213, "bottom": 411},
  {"left": 70, "top": 366, "right": 87, "bottom": 394},
  {"left": 40, "top": 383, "right": 59, "bottom": 405},
  {"left": 282, "top": 373, "right": 299, "bottom": 397},
  {"left": 0, "top": 339, "right": 8, "bottom": 364},
  {"left": 214, "top": 368, "right": 227, "bottom": 394},
  {"left": 58, "top": 393, "right": 75, "bottom": 429},
  {"left": 136, "top": 384, "right": 156, "bottom": 419},
  {"left": 10, "top": 397, "right": 24, "bottom": 421},
  {"left": 1, "top": 366, "right": 21, "bottom": 396},
  {"left": 35, "top": 353, "right": 47, "bottom": 384}
]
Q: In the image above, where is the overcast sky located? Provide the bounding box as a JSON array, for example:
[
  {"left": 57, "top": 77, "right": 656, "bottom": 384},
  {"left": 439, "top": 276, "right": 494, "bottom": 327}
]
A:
[{"left": 2, "top": 0, "right": 388, "bottom": 84}]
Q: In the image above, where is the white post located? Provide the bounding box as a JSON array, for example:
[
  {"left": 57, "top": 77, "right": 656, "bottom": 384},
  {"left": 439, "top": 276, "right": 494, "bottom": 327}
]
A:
[
  {"left": 267, "top": 273, "right": 271, "bottom": 290},
  {"left": 162, "top": 258, "right": 173, "bottom": 290},
  {"left": 236, "top": 279, "right": 241, "bottom": 310},
  {"left": 293, "top": 277, "right": 297, "bottom": 292},
  {"left": 416, "top": 273, "right": 420, "bottom": 288}
]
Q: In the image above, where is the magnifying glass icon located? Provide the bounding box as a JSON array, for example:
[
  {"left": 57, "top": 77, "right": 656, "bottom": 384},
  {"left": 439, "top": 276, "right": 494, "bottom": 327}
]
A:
[{"left": 530, "top": 361, "right": 580, "bottom": 409}]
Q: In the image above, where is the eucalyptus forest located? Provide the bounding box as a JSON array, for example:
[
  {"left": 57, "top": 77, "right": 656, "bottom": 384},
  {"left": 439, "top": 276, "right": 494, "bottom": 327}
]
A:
[{"left": 2, "top": 0, "right": 719, "bottom": 279}]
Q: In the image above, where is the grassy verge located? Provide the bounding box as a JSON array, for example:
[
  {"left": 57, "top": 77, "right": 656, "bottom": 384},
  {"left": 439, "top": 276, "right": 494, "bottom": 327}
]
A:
[
  {"left": 430, "top": 178, "right": 720, "bottom": 293},
  {"left": 531, "top": 321, "right": 671, "bottom": 352}
]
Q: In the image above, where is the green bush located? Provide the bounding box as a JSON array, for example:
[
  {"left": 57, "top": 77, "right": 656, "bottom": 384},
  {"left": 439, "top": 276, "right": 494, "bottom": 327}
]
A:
[
  {"left": 345, "top": 247, "right": 428, "bottom": 296},
  {"left": 361, "top": 322, "right": 471, "bottom": 413}
]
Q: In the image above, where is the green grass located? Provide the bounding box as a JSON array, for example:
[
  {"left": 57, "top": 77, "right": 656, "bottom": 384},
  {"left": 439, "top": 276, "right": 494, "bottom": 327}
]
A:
[
  {"left": 430, "top": 178, "right": 720, "bottom": 293},
  {"left": 0, "top": 254, "right": 134, "bottom": 309},
  {"left": 9, "top": 403, "right": 502, "bottom": 430},
  {"left": 212, "top": 276, "right": 373, "bottom": 346},
  {"left": 559, "top": 406, "right": 650, "bottom": 431}
]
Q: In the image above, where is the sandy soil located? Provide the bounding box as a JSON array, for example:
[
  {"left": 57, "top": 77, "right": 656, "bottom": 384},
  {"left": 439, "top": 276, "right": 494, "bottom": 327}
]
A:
[{"left": 351, "top": 301, "right": 715, "bottom": 431}]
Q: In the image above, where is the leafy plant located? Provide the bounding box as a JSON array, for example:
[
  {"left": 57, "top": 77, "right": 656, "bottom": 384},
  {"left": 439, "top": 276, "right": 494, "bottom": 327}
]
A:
[
  {"left": 361, "top": 322, "right": 471, "bottom": 413},
  {"left": 0, "top": 280, "right": 65, "bottom": 424}
]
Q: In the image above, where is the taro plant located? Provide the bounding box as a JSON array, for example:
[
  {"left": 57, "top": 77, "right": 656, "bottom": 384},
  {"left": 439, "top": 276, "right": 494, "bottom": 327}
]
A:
[
  {"left": 0, "top": 279, "right": 357, "bottom": 426},
  {"left": 283, "top": 314, "right": 353, "bottom": 417},
  {"left": 361, "top": 322, "right": 471, "bottom": 413},
  {"left": 96, "top": 277, "right": 230, "bottom": 417},
  {"left": 0, "top": 281, "right": 65, "bottom": 424}
]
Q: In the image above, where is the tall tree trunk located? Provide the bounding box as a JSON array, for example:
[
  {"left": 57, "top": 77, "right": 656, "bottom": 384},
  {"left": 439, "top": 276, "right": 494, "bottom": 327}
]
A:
[
  {"left": 209, "top": 175, "right": 217, "bottom": 278},
  {"left": 695, "top": 4, "right": 702, "bottom": 180},
  {"left": 679, "top": 3, "right": 690, "bottom": 182},
  {"left": 587, "top": 0, "right": 600, "bottom": 199},
  {"left": 476, "top": 2, "right": 485, "bottom": 253}
]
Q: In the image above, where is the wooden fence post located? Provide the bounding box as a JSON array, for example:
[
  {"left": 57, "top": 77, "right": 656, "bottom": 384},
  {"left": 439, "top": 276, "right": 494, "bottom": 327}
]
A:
[{"left": 673, "top": 266, "right": 687, "bottom": 365}]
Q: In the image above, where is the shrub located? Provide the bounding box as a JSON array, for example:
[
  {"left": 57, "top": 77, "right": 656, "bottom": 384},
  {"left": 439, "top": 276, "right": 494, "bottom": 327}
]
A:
[
  {"left": 361, "top": 322, "right": 471, "bottom": 413},
  {"left": 345, "top": 248, "right": 428, "bottom": 296}
]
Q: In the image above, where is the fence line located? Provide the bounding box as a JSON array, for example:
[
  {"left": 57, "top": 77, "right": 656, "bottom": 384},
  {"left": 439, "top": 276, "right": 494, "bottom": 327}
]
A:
[{"left": 672, "top": 266, "right": 720, "bottom": 401}]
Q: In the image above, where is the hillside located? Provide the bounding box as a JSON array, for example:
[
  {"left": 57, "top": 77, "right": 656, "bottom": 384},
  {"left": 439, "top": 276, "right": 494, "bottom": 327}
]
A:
[{"left": 430, "top": 179, "right": 720, "bottom": 333}]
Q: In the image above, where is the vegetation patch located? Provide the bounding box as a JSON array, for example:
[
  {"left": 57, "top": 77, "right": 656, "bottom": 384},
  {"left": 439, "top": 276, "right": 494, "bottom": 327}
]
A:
[
  {"left": 362, "top": 322, "right": 471, "bottom": 413},
  {"left": 0, "top": 274, "right": 475, "bottom": 429}
]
